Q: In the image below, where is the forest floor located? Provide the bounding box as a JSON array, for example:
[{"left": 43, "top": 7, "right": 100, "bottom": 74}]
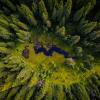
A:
[{"left": 10, "top": 31, "right": 100, "bottom": 87}]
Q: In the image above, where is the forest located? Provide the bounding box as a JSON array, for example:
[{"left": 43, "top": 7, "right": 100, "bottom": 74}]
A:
[{"left": 0, "top": 0, "right": 100, "bottom": 100}]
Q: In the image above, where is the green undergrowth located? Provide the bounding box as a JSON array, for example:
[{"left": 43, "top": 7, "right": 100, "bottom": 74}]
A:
[
  {"left": 4, "top": 34, "right": 99, "bottom": 88},
  {"left": 0, "top": 0, "right": 100, "bottom": 99}
]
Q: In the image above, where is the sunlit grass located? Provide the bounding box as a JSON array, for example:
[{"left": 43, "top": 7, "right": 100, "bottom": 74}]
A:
[{"left": 10, "top": 33, "right": 100, "bottom": 87}]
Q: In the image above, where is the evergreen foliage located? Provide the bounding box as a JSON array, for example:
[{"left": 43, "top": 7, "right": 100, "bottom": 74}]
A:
[{"left": 0, "top": 0, "right": 99, "bottom": 100}]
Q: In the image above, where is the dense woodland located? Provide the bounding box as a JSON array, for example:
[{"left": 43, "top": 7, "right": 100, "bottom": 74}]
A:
[{"left": 0, "top": 0, "right": 100, "bottom": 100}]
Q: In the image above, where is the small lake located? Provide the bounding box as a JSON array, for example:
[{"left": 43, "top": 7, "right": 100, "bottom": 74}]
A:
[
  {"left": 34, "top": 45, "right": 69, "bottom": 58},
  {"left": 22, "top": 44, "right": 76, "bottom": 59}
]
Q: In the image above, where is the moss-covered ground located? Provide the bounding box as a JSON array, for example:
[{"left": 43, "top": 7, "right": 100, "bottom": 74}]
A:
[{"left": 9, "top": 32, "right": 100, "bottom": 87}]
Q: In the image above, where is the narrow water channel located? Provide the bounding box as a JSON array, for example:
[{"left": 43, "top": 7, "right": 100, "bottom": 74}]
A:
[
  {"left": 34, "top": 44, "right": 69, "bottom": 58},
  {"left": 22, "top": 44, "right": 76, "bottom": 59}
]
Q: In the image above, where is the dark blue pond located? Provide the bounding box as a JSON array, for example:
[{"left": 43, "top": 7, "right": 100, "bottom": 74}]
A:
[
  {"left": 22, "top": 44, "right": 76, "bottom": 59},
  {"left": 34, "top": 44, "right": 69, "bottom": 58}
]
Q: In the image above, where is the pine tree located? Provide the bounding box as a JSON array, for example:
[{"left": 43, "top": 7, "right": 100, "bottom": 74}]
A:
[
  {"left": 0, "top": 0, "right": 16, "bottom": 11},
  {"left": 38, "top": 0, "right": 51, "bottom": 28},
  {"left": 73, "top": 6, "right": 85, "bottom": 22},
  {"left": 80, "top": 22, "right": 97, "bottom": 34},
  {"left": 11, "top": 15, "right": 29, "bottom": 31},
  {"left": 64, "top": 0, "right": 72, "bottom": 21},
  {"left": 0, "top": 26, "right": 13, "bottom": 39},
  {"left": 17, "top": 4, "right": 37, "bottom": 26},
  {"left": 89, "top": 31, "right": 100, "bottom": 40},
  {"left": 70, "top": 35, "right": 80, "bottom": 45}
]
